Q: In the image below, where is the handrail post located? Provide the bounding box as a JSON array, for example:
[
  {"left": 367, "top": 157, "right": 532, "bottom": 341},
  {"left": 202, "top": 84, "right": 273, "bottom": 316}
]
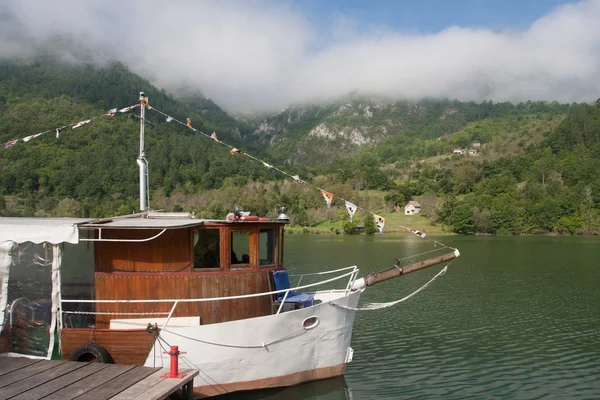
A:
[
  {"left": 276, "top": 290, "right": 291, "bottom": 314},
  {"left": 162, "top": 300, "right": 179, "bottom": 330}
]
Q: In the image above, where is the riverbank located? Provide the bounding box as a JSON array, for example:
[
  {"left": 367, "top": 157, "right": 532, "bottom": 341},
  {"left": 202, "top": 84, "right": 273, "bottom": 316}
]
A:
[{"left": 285, "top": 212, "right": 454, "bottom": 235}]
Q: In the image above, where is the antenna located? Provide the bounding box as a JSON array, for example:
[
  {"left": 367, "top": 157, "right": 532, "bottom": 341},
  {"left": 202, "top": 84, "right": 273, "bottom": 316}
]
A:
[{"left": 136, "top": 91, "right": 150, "bottom": 212}]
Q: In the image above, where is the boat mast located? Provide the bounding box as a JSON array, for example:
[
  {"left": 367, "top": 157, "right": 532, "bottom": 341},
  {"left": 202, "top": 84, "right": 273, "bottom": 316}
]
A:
[{"left": 136, "top": 91, "right": 149, "bottom": 212}]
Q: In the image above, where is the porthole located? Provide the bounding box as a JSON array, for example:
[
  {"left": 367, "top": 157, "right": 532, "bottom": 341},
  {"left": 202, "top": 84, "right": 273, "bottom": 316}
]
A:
[{"left": 302, "top": 316, "right": 319, "bottom": 330}]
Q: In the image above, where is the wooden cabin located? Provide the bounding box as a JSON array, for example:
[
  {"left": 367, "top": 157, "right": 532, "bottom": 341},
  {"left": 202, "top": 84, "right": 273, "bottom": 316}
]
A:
[{"left": 59, "top": 213, "right": 288, "bottom": 364}]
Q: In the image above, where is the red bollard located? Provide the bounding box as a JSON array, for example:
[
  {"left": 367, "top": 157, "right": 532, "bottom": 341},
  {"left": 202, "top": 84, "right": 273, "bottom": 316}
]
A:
[{"left": 161, "top": 345, "right": 187, "bottom": 379}]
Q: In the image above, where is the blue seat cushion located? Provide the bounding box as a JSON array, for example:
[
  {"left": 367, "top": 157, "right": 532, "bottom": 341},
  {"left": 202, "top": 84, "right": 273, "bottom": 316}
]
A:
[
  {"left": 273, "top": 270, "right": 314, "bottom": 308},
  {"left": 284, "top": 293, "right": 314, "bottom": 308}
]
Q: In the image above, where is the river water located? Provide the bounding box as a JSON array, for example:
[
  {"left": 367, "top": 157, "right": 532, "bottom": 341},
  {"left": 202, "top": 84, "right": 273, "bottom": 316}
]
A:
[{"left": 226, "top": 234, "right": 600, "bottom": 400}]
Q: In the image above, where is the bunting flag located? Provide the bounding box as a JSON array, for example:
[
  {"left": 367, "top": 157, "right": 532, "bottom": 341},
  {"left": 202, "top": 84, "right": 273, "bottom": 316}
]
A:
[
  {"left": 399, "top": 224, "right": 426, "bottom": 238},
  {"left": 72, "top": 119, "right": 91, "bottom": 129},
  {"left": 345, "top": 201, "right": 357, "bottom": 222},
  {"left": 321, "top": 190, "right": 334, "bottom": 208},
  {"left": 3, "top": 103, "right": 137, "bottom": 150},
  {"left": 292, "top": 175, "right": 301, "bottom": 183},
  {"left": 229, "top": 148, "right": 246, "bottom": 155},
  {"left": 186, "top": 118, "right": 193, "bottom": 129},
  {"left": 119, "top": 105, "right": 138, "bottom": 113},
  {"left": 166, "top": 116, "right": 174, "bottom": 122},
  {"left": 210, "top": 131, "right": 220, "bottom": 142},
  {"left": 374, "top": 214, "right": 386, "bottom": 234},
  {"left": 262, "top": 162, "right": 272, "bottom": 169}
]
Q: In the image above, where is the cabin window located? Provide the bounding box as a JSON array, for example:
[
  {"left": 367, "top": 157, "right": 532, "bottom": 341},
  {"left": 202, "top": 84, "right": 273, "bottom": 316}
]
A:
[
  {"left": 231, "top": 231, "right": 250, "bottom": 265},
  {"left": 194, "top": 228, "right": 221, "bottom": 269},
  {"left": 259, "top": 228, "right": 275, "bottom": 266}
]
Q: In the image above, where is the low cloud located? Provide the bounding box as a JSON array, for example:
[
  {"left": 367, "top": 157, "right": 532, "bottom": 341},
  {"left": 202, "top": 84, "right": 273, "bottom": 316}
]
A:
[{"left": 2, "top": 0, "right": 600, "bottom": 111}]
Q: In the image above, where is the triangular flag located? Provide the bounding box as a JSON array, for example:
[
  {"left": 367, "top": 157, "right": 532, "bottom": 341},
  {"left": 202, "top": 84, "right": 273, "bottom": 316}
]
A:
[
  {"left": 186, "top": 118, "right": 193, "bottom": 129},
  {"left": 262, "top": 162, "right": 272, "bottom": 169},
  {"left": 166, "top": 116, "right": 173, "bottom": 122},
  {"left": 291, "top": 175, "right": 301, "bottom": 183},
  {"left": 106, "top": 108, "right": 117, "bottom": 116},
  {"left": 56, "top": 128, "right": 61, "bottom": 138},
  {"left": 345, "top": 201, "right": 357, "bottom": 223},
  {"left": 22, "top": 134, "right": 35, "bottom": 142},
  {"left": 229, "top": 148, "right": 246, "bottom": 155},
  {"left": 374, "top": 214, "right": 386, "bottom": 234},
  {"left": 119, "top": 106, "right": 132, "bottom": 113},
  {"left": 72, "top": 119, "right": 91, "bottom": 129},
  {"left": 210, "top": 131, "right": 220, "bottom": 142},
  {"left": 4, "top": 140, "right": 17, "bottom": 149},
  {"left": 32, "top": 133, "right": 43, "bottom": 139},
  {"left": 321, "top": 190, "right": 334, "bottom": 208}
]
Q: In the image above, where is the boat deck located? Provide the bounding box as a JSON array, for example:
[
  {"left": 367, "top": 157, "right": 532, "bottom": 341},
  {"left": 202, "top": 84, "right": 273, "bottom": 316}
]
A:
[{"left": 0, "top": 357, "right": 198, "bottom": 400}]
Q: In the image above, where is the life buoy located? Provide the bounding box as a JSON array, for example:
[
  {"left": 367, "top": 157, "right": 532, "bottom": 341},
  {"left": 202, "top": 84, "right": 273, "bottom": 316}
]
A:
[
  {"left": 226, "top": 213, "right": 261, "bottom": 221},
  {"left": 69, "top": 343, "right": 114, "bottom": 363}
]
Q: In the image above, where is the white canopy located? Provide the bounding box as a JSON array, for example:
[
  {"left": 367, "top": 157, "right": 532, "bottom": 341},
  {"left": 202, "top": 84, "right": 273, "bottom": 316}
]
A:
[{"left": 0, "top": 217, "right": 92, "bottom": 244}]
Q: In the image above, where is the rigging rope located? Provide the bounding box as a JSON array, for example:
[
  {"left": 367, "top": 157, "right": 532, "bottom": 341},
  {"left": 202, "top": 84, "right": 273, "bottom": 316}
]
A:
[
  {"left": 330, "top": 264, "right": 450, "bottom": 311},
  {"left": 147, "top": 105, "right": 455, "bottom": 251},
  {"left": 1, "top": 104, "right": 139, "bottom": 149}
]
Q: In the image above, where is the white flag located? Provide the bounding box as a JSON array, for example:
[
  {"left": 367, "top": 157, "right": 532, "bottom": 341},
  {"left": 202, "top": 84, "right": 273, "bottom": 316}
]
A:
[
  {"left": 345, "top": 201, "right": 357, "bottom": 222},
  {"left": 374, "top": 214, "right": 386, "bottom": 234},
  {"left": 72, "top": 119, "right": 91, "bottom": 129},
  {"left": 166, "top": 116, "right": 173, "bottom": 122}
]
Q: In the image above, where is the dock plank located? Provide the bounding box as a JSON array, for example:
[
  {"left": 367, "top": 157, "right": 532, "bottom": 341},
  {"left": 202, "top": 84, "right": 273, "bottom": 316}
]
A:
[
  {"left": 0, "top": 358, "right": 41, "bottom": 377},
  {"left": 110, "top": 369, "right": 166, "bottom": 400},
  {"left": 0, "top": 360, "right": 64, "bottom": 389},
  {"left": 43, "top": 364, "right": 136, "bottom": 400},
  {"left": 0, "top": 358, "right": 198, "bottom": 400},
  {"left": 10, "top": 363, "right": 110, "bottom": 400},
  {"left": 123, "top": 369, "right": 198, "bottom": 400},
  {"left": 0, "top": 360, "right": 88, "bottom": 400},
  {"left": 81, "top": 366, "right": 160, "bottom": 400}
]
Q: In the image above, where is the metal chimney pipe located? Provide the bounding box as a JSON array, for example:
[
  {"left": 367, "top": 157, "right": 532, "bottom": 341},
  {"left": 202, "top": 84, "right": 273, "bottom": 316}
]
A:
[{"left": 138, "top": 92, "right": 147, "bottom": 212}]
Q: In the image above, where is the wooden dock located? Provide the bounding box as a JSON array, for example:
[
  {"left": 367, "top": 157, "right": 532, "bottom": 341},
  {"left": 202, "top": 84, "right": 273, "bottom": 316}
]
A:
[{"left": 0, "top": 357, "right": 198, "bottom": 400}]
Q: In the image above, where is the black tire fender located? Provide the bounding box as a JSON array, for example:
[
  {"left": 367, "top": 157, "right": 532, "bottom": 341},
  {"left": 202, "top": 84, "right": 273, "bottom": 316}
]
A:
[{"left": 69, "top": 343, "right": 114, "bottom": 363}]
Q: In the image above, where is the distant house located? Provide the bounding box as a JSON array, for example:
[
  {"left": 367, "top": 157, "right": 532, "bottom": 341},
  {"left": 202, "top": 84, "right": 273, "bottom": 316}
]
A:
[
  {"left": 472, "top": 142, "right": 481, "bottom": 148},
  {"left": 468, "top": 149, "right": 478, "bottom": 156},
  {"left": 405, "top": 201, "right": 422, "bottom": 215},
  {"left": 453, "top": 148, "right": 465, "bottom": 155}
]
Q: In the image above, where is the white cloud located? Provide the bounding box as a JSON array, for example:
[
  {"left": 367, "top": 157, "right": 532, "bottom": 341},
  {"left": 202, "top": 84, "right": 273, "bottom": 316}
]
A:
[{"left": 2, "top": 0, "right": 600, "bottom": 111}]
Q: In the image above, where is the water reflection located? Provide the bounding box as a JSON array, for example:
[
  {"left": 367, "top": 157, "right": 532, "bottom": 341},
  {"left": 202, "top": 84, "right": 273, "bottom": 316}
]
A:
[{"left": 219, "top": 376, "right": 352, "bottom": 400}]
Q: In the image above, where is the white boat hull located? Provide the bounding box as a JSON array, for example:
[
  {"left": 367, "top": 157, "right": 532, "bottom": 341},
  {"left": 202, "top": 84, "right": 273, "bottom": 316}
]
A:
[{"left": 144, "top": 289, "right": 362, "bottom": 397}]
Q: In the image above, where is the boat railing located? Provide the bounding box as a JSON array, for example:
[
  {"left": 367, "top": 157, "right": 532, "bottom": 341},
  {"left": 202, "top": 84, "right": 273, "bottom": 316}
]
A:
[{"left": 60, "top": 266, "right": 360, "bottom": 329}]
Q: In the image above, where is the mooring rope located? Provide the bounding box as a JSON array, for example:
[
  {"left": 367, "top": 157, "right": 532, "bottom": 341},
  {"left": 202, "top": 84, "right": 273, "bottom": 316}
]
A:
[
  {"left": 159, "top": 326, "right": 308, "bottom": 349},
  {"left": 330, "top": 265, "right": 449, "bottom": 311}
]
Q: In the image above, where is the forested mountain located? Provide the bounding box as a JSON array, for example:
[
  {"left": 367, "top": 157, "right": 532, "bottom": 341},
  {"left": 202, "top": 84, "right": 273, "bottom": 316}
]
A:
[
  {"left": 0, "top": 56, "right": 271, "bottom": 217},
  {"left": 1, "top": 55, "right": 600, "bottom": 236},
  {"left": 249, "top": 97, "right": 572, "bottom": 166}
]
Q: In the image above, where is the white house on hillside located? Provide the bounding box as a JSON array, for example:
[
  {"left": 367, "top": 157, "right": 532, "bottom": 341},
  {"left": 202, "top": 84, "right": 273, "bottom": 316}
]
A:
[{"left": 405, "top": 201, "right": 422, "bottom": 215}]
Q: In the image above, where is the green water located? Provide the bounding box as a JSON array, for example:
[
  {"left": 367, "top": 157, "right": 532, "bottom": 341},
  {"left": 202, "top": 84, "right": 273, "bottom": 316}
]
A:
[{"left": 227, "top": 235, "right": 600, "bottom": 400}]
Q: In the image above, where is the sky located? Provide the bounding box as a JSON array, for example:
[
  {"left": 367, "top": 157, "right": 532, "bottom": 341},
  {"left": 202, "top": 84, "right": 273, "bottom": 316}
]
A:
[{"left": 1, "top": 0, "right": 600, "bottom": 112}]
